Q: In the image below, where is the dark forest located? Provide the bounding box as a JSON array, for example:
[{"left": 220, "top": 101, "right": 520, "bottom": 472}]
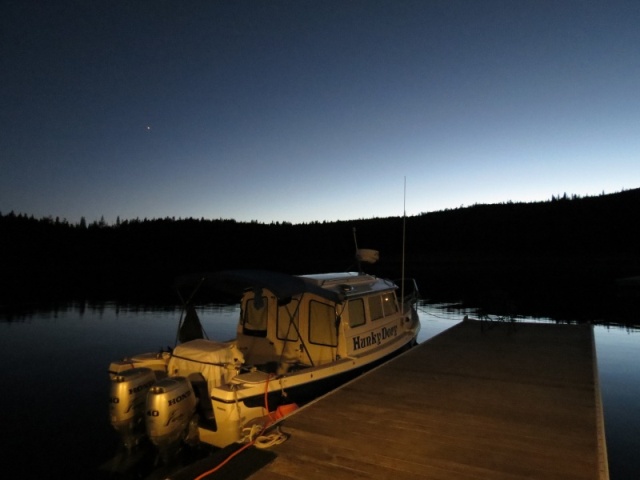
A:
[{"left": 2, "top": 189, "right": 639, "bottom": 323}]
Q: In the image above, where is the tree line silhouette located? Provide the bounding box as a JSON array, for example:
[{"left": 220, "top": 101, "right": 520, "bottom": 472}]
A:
[{"left": 2, "top": 188, "right": 639, "bottom": 322}]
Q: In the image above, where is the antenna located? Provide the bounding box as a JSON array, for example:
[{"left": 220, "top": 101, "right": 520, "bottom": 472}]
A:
[
  {"left": 353, "top": 227, "right": 361, "bottom": 273},
  {"left": 401, "top": 177, "right": 406, "bottom": 313}
]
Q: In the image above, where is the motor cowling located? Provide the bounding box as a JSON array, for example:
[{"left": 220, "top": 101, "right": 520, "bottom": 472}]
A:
[
  {"left": 109, "top": 367, "right": 156, "bottom": 450},
  {"left": 145, "top": 376, "right": 197, "bottom": 454}
]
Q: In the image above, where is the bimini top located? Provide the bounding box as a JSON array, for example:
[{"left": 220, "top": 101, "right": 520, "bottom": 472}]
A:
[{"left": 174, "top": 270, "right": 346, "bottom": 304}]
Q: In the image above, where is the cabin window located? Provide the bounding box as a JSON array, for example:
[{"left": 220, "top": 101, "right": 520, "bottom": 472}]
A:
[
  {"left": 308, "top": 300, "right": 337, "bottom": 347},
  {"left": 242, "top": 296, "right": 268, "bottom": 337},
  {"left": 348, "top": 298, "right": 366, "bottom": 327},
  {"left": 382, "top": 292, "right": 398, "bottom": 316},
  {"left": 368, "top": 295, "right": 384, "bottom": 321},
  {"left": 277, "top": 299, "right": 300, "bottom": 341}
]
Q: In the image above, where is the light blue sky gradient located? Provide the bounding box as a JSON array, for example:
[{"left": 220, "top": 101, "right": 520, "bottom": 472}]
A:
[{"left": 2, "top": 1, "right": 638, "bottom": 224}]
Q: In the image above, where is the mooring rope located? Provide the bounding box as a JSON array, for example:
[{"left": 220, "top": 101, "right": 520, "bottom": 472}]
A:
[{"left": 192, "top": 373, "right": 290, "bottom": 479}]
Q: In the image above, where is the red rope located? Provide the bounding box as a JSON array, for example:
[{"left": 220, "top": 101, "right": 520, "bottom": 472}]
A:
[{"left": 193, "top": 373, "right": 276, "bottom": 480}]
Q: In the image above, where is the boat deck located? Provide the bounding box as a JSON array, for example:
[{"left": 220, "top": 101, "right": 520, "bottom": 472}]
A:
[{"left": 173, "top": 318, "right": 609, "bottom": 480}]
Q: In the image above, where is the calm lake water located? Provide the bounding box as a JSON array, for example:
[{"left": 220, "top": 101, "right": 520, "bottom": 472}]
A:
[{"left": 0, "top": 302, "right": 637, "bottom": 479}]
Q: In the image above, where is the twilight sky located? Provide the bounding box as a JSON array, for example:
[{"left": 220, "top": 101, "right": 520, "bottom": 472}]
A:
[{"left": 2, "top": 0, "right": 639, "bottom": 224}]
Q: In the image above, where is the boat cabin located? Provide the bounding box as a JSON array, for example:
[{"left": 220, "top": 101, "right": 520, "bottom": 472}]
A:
[{"left": 236, "top": 272, "right": 405, "bottom": 374}]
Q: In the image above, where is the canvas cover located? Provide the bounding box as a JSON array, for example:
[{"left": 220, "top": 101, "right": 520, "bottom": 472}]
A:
[
  {"left": 168, "top": 339, "right": 244, "bottom": 387},
  {"left": 174, "top": 269, "right": 344, "bottom": 303}
]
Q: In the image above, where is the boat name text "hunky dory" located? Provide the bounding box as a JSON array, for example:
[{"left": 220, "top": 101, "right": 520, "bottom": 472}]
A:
[{"left": 352, "top": 325, "right": 398, "bottom": 351}]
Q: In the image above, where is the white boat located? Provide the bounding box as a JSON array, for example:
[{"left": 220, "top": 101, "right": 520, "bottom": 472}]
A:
[{"left": 108, "top": 251, "right": 420, "bottom": 455}]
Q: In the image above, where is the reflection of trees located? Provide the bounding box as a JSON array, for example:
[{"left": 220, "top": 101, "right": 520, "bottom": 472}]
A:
[{"left": 1, "top": 188, "right": 640, "bottom": 321}]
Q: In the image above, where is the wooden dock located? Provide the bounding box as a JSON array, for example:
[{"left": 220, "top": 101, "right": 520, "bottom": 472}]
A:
[{"left": 180, "top": 319, "right": 609, "bottom": 480}]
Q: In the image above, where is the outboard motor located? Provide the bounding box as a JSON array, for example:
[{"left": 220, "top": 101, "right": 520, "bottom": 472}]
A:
[
  {"left": 145, "top": 376, "right": 197, "bottom": 459},
  {"left": 109, "top": 367, "right": 156, "bottom": 451}
]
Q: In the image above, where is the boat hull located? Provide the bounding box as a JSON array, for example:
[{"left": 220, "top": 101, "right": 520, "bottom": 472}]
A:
[{"left": 198, "top": 330, "right": 419, "bottom": 448}]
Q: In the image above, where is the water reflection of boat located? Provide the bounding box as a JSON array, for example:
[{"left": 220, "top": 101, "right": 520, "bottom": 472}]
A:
[{"left": 107, "top": 250, "right": 420, "bottom": 457}]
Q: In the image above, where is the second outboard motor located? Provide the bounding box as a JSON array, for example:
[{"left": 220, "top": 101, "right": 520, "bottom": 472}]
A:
[
  {"left": 109, "top": 367, "right": 156, "bottom": 451},
  {"left": 145, "top": 376, "right": 197, "bottom": 459}
]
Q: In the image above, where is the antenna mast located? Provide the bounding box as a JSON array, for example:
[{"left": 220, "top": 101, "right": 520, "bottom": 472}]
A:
[
  {"left": 401, "top": 177, "right": 406, "bottom": 313},
  {"left": 353, "top": 227, "right": 361, "bottom": 273}
]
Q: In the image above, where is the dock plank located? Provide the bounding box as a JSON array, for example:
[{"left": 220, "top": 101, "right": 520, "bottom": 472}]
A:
[{"left": 228, "top": 319, "right": 607, "bottom": 479}]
